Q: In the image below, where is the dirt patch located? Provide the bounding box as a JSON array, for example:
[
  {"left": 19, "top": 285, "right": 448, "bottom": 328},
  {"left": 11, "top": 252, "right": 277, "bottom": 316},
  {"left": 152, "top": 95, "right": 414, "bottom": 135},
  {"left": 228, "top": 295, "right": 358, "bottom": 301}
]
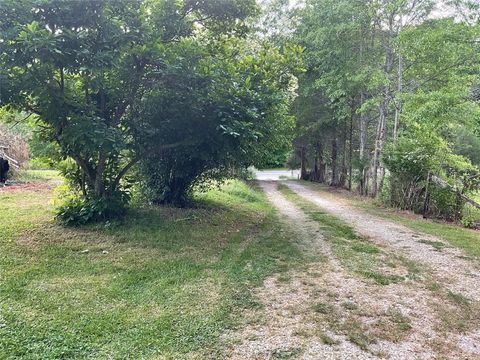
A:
[{"left": 0, "top": 180, "right": 56, "bottom": 192}]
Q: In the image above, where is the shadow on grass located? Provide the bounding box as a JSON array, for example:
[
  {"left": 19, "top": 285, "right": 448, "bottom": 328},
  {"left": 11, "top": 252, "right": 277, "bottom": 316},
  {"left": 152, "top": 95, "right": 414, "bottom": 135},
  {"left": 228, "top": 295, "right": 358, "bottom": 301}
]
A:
[{"left": 1, "top": 180, "right": 302, "bottom": 358}]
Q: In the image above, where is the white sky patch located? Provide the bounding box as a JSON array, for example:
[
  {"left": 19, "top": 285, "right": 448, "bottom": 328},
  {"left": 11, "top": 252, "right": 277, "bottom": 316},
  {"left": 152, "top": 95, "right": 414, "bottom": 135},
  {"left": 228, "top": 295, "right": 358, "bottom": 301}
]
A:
[{"left": 269, "top": 0, "right": 465, "bottom": 18}]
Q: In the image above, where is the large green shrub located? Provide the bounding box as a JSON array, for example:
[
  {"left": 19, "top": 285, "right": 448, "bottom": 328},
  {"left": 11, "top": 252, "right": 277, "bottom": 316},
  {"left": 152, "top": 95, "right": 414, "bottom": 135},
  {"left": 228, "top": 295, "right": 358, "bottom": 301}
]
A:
[
  {"left": 384, "top": 126, "right": 480, "bottom": 222},
  {"left": 138, "top": 39, "right": 299, "bottom": 206}
]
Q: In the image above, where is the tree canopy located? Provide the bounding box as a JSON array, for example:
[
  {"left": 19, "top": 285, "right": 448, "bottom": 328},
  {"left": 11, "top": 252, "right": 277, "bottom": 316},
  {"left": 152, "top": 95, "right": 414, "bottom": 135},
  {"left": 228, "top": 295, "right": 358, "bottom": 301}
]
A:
[
  {"left": 1, "top": 0, "right": 479, "bottom": 226},
  {"left": 0, "top": 0, "right": 300, "bottom": 222},
  {"left": 273, "top": 0, "right": 480, "bottom": 224}
]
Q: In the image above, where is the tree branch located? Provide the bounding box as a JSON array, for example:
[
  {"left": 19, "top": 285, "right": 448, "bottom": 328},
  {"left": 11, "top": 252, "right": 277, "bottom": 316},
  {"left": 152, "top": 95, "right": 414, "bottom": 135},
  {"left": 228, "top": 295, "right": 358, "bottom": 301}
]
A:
[{"left": 109, "top": 139, "right": 196, "bottom": 192}]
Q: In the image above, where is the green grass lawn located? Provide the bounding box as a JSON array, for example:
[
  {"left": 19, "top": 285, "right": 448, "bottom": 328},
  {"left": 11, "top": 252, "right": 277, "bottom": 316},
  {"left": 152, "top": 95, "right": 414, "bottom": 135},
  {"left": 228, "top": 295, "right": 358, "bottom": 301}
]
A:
[
  {"left": 299, "top": 181, "right": 480, "bottom": 259},
  {"left": 0, "top": 179, "right": 301, "bottom": 359},
  {"left": 13, "top": 169, "right": 62, "bottom": 181}
]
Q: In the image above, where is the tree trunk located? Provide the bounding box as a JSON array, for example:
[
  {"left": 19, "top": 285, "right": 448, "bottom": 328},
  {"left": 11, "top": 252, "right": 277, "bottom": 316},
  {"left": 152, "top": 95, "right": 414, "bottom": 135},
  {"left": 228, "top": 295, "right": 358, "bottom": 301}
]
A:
[
  {"left": 313, "top": 149, "right": 319, "bottom": 182},
  {"left": 319, "top": 143, "right": 326, "bottom": 183},
  {"left": 300, "top": 146, "right": 308, "bottom": 180},
  {"left": 371, "top": 45, "right": 394, "bottom": 197},
  {"left": 339, "top": 119, "right": 347, "bottom": 188},
  {"left": 393, "top": 54, "right": 403, "bottom": 142},
  {"left": 358, "top": 27, "right": 367, "bottom": 196},
  {"left": 423, "top": 172, "right": 430, "bottom": 218},
  {"left": 358, "top": 91, "right": 367, "bottom": 195},
  {"left": 330, "top": 131, "right": 338, "bottom": 187},
  {"left": 378, "top": 166, "right": 386, "bottom": 195},
  {"left": 94, "top": 151, "right": 107, "bottom": 197},
  {"left": 393, "top": 18, "right": 403, "bottom": 142},
  {"left": 349, "top": 103, "right": 354, "bottom": 191},
  {"left": 313, "top": 142, "right": 325, "bottom": 183},
  {"left": 371, "top": 117, "right": 382, "bottom": 197}
]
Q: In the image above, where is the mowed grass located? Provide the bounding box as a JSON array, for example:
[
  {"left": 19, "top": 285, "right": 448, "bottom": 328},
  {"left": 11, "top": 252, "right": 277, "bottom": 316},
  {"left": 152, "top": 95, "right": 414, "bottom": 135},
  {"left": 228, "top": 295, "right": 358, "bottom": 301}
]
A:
[
  {"left": 299, "top": 181, "right": 480, "bottom": 259},
  {"left": 0, "top": 178, "right": 301, "bottom": 359}
]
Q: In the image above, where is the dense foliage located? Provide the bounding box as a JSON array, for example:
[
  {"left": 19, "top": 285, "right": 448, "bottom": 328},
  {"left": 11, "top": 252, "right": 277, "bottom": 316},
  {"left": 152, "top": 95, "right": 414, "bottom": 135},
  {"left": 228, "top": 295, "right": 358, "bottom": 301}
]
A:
[
  {"left": 2, "top": 0, "right": 479, "bottom": 226},
  {"left": 140, "top": 39, "right": 298, "bottom": 204},
  {"left": 0, "top": 0, "right": 299, "bottom": 221},
  {"left": 276, "top": 0, "right": 480, "bottom": 225}
]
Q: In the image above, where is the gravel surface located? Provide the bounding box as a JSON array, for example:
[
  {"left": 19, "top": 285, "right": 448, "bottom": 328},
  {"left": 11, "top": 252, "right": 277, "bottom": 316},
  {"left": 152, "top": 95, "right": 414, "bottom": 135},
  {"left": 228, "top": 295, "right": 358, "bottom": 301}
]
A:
[
  {"left": 285, "top": 181, "right": 480, "bottom": 301},
  {"left": 224, "top": 181, "right": 480, "bottom": 359},
  {"left": 255, "top": 169, "right": 300, "bottom": 181}
]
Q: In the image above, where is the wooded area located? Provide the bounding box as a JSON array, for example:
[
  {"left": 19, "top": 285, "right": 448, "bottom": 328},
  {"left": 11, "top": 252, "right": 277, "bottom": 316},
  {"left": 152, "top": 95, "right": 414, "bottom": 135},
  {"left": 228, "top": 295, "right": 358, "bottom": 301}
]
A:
[
  {"left": 1, "top": 0, "right": 479, "bottom": 226},
  {"left": 273, "top": 0, "right": 480, "bottom": 225}
]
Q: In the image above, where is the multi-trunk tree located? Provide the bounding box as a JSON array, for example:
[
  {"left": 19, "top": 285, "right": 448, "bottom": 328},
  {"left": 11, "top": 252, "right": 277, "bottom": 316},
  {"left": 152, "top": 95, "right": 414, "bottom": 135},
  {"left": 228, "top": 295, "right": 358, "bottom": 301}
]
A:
[{"left": 0, "top": 0, "right": 299, "bottom": 221}]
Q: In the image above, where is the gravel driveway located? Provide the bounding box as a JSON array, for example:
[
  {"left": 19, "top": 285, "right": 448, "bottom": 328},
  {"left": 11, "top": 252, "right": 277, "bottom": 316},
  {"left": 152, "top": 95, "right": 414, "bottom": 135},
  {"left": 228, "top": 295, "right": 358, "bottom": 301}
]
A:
[{"left": 226, "top": 181, "right": 480, "bottom": 359}]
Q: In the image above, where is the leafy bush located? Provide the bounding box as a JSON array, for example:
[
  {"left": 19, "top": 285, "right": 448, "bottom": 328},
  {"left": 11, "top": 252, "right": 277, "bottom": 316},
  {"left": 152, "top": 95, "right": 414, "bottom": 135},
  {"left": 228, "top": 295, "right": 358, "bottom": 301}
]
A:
[
  {"left": 137, "top": 37, "right": 299, "bottom": 206},
  {"left": 28, "top": 157, "right": 53, "bottom": 170},
  {"left": 384, "top": 126, "right": 480, "bottom": 223},
  {"left": 383, "top": 130, "right": 442, "bottom": 210},
  {"left": 428, "top": 187, "right": 460, "bottom": 221},
  {"left": 461, "top": 203, "right": 480, "bottom": 228},
  {"left": 54, "top": 186, "right": 128, "bottom": 226},
  {"left": 378, "top": 174, "right": 392, "bottom": 205},
  {"left": 239, "top": 166, "right": 257, "bottom": 181}
]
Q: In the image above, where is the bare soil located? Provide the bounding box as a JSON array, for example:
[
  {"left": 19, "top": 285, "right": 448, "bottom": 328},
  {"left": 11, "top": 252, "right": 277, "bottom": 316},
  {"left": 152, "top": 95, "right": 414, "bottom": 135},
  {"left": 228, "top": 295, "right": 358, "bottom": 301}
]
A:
[{"left": 0, "top": 180, "right": 56, "bottom": 192}]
